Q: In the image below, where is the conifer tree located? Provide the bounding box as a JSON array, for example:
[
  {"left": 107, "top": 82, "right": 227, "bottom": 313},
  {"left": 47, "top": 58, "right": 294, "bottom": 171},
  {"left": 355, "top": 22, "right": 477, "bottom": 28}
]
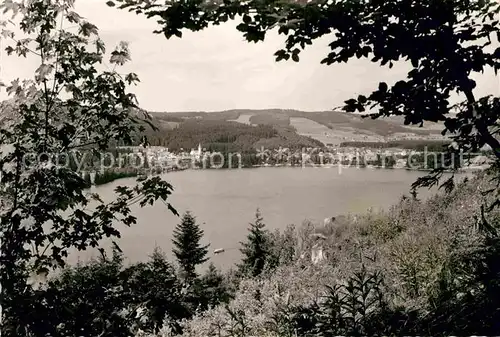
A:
[
  {"left": 200, "top": 262, "right": 231, "bottom": 307},
  {"left": 172, "top": 211, "right": 209, "bottom": 280},
  {"left": 238, "top": 208, "right": 271, "bottom": 277}
]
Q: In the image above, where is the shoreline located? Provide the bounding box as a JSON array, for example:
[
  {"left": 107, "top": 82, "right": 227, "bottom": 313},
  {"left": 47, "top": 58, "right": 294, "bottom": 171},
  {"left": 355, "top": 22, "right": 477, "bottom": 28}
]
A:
[{"left": 91, "top": 163, "right": 484, "bottom": 187}]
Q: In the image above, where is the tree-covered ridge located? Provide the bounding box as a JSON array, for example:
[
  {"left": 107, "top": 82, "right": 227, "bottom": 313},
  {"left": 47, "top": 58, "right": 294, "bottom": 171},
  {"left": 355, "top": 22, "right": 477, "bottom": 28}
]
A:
[
  {"left": 135, "top": 108, "right": 446, "bottom": 154},
  {"left": 142, "top": 119, "right": 324, "bottom": 150},
  {"left": 148, "top": 108, "right": 441, "bottom": 136}
]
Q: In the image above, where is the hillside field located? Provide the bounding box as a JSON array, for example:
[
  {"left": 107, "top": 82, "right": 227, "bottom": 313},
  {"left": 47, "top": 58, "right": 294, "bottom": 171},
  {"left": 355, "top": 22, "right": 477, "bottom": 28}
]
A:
[{"left": 147, "top": 109, "right": 447, "bottom": 147}]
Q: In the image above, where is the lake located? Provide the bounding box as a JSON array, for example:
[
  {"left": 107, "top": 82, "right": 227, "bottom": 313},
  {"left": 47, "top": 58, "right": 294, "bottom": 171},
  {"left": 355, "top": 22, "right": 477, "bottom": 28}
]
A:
[{"left": 69, "top": 167, "right": 463, "bottom": 270}]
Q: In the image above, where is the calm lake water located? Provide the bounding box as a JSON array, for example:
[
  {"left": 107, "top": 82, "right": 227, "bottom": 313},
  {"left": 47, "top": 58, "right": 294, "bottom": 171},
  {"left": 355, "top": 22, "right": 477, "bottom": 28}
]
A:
[{"left": 69, "top": 167, "right": 464, "bottom": 270}]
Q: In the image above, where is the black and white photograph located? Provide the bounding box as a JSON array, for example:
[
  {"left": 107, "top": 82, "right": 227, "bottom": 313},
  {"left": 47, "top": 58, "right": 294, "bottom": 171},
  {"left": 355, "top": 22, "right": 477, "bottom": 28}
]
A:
[{"left": 1, "top": 0, "right": 500, "bottom": 335}]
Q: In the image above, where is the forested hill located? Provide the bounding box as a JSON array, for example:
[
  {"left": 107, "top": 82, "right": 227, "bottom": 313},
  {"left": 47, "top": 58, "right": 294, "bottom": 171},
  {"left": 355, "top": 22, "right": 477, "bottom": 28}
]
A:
[
  {"left": 131, "top": 108, "right": 445, "bottom": 151},
  {"left": 148, "top": 109, "right": 443, "bottom": 136},
  {"left": 137, "top": 114, "right": 324, "bottom": 151}
]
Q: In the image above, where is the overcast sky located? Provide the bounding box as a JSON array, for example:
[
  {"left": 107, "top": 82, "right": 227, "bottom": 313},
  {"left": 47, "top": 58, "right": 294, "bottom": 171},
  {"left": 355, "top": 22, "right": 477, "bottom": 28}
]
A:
[{"left": 1, "top": 0, "right": 498, "bottom": 112}]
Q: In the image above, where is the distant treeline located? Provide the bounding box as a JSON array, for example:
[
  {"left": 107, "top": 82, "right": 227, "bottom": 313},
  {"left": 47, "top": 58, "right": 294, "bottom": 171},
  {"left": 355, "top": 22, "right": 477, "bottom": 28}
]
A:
[
  {"left": 147, "top": 109, "right": 437, "bottom": 137},
  {"left": 144, "top": 120, "right": 276, "bottom": 151},
  {"left": 340, "top": 140, "right": 452, "bottom": 151},
  {"left": 248, "top": 112, "right": 290, "bottom": 127},
  {"left": 141, "top": 120, "right": 323, "bottom": 151},
  {"left": 148, "top": 114, "right": 185, "bottom": 123}
]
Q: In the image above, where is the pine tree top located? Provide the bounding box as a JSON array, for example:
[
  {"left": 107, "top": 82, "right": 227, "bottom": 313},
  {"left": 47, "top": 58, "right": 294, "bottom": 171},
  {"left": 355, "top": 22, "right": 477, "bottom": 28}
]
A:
[
  {"left": 172, "top": 211, "right": 209, "bottom": 280},
  {"left": 252, "top": 208, "right": 266, "bottom": 229},
  {"left": 238, "top": 208, "right": 271, "bottom": 277}
]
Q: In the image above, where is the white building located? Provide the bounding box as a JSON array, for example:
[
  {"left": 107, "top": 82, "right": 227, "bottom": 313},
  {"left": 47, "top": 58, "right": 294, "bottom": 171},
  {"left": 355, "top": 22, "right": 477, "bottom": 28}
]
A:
[{"left": 189, "top": 143, "right": 202, "bottom": 161}]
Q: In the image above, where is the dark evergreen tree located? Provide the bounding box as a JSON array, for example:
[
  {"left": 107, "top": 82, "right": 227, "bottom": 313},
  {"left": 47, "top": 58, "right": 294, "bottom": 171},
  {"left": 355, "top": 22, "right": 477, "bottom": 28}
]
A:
[
  {"left": 172, "top": 211, "right": 209, "bottom": 281},
  {"left": 238, "top": 209, "right": 271, "bottom": 277},
  {"left": 200, "top": 263, "right": 231, "bottom": 308},
  {"left": 123, "top": 246, "right": 188, "bottom": 334},
  {"left": 182, "top": 262, "right": 232, "bottom": 315}
]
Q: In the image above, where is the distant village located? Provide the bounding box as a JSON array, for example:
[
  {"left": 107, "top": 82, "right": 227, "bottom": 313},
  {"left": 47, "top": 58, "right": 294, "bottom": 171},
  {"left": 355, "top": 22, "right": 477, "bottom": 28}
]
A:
[{"left": 115, "top": 142, "right": 493, "bottom": 171}]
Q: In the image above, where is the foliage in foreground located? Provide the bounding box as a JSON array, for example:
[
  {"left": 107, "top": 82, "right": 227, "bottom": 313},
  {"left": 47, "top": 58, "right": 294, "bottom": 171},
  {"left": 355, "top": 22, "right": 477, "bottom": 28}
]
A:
[
  {"left": 0, "top": 1, "right": 177, "bottom": 335},
  {"left": 6, "top": 167, "right": 500, "bottom": 336},
  {"left": 33, "top": 171, "right": 498, "bottom": 337},
  {"left": 26, "top": 246, "right": 231, "bottom": 337},
  {"left": 169, "top": 171, "right": 500, "bottom": 336}
]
